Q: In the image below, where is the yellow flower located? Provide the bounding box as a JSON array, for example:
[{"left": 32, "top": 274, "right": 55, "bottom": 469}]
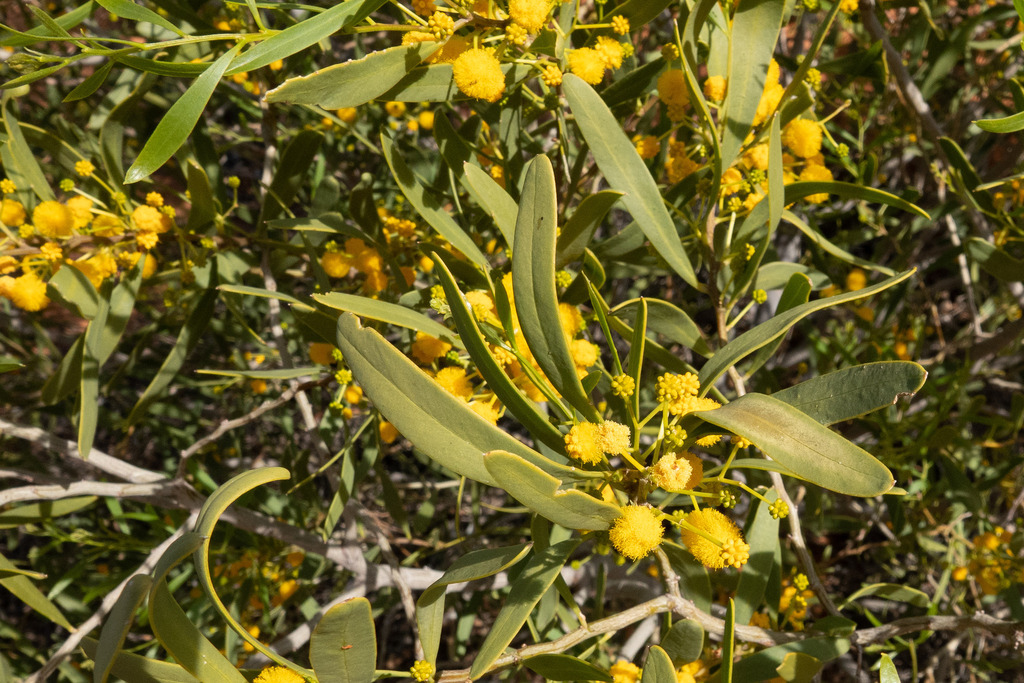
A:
[
  {"left": 337, "top": 107, "right": 358, "bottom": 124},
  {"left": 385, "top": 101, "right": 407, "bottom": 118},
  {"left": 666, "top": 155, "right": 699, "bottom": 183},
  {"left": 434, "top": 366, "right": 474, "bottom": 400},
  {"left": 845, "top": 268, "right": 867, "bottom": 291},
  {"left": 468, "top": 399, "right": 501, "bottom": 424},
  {"left": 508, "top": 0, "right": 551, "bottom": 33},
  {"left": 0, "top": 198, "right": 26, "bottom": 227},
  {"left": 570, "top": 338, "right": 599, "bottom": 369},
  {"left": 657, "top": 68, "right": 689, "bottom": 107},
  {"left": 598, "top": 421, "right": 631, "bottom": 456},
  {"left": 379, "top": 420, "right": 399, "bottom": 443},
  {"left": 595, "top": 36, "right": 624, "bottom": 70},
  {"left": 798, "top": 163, "right": 833, "bottom": 203},
  {"left": 419, "top": 110, "right": 435, "bottom": 130},
  {"left": 680, "top": 508, "right": 749, "bottom": 569},
  {"left": 540, "top": 64, "right": 563, "bottom": 87},
  {"left": 146, "top": 192, "right": 164, "bottom": 207},
  {"left": 567, "top": 48, "right": 607, "bottom": 85},
  {"left": 7, "top": 271, "right": 50, "bottom": 311},
  {"left": 66, "top": 196, "right": 93, "bottom": 230},
  {"left": 565, "top": 422, "right": 603, "bottom": 464},
  {"left": 412, "top": 0, "right": 435, "bottom": 15},
  {"left": 411, "top": 332, "right": 452, "bottom": 365},
  {"left": 427, "top": 35, "right": 470, "bottom": 64},
  {"left": 254, "top": 666, "right": 306, "bottom": 683},
  {"left": 132, "top": 204, "right": 172, "bottom": 233},
  {"left": 558, "top": 302, "right": 584, "bottom": 338},
  {"left": 610, "top": 660, "right": 640, "bottom": 683},
  {"left": 651, "top": 452, "right": 694, "bottom": 492},
  {"left": 250, "top": 379, "right": 268, "bottom": 394},
  {"left": 453, "top": 48, "right": 506, "bottom": 102},
  {"left": 0, "top": 179, "right": 16, "bottom": 194},
  {"left": 309, "top": 343, "right": 336, "bottom": 365},
  {"left": 610, "top": 15, "right": 630, "bottom": 35},
  {"left": 321, "top": 252, "right": 352, "bottom": 278},
  {"left": 427, "top": 11, "right": 454, "bottom": 40},
  {"left": 137, "top": 230, "right": 159, "bottom": 250},
  {"left": 839, "top": 0, "right": 857, "bottom": 13},
  {"left": 33, "top": 201, "right": 74, "bottom": 238},
  {"left": 635, "top": 135, "right": 660, "bottom": 160},
  {"left": 75, "top": 160, "right": 95, "bottom": 176},
  {"left": 703, "top": 75, "right": 726, "bottom": 102},
  {"left": 743, "top": 143, "right": 769, "bottom": 171},
  {"left": 410, "top": 660, "right": 435, "bottom": 682},
  {"left": 609, "top": 505, "right": 664, "bottom": 561},
  {"left": 782, "top": 118, "right": 822, "bottom": 159},
  {"left": 39, "top": 242, "right": 62, "bottom": 263}
]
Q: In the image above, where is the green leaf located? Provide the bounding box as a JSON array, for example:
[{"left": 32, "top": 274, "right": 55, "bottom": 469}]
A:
[
  {"left": 698, "top": 269, "right": 916, "bottom": 390},
  {"left": 80, "top": 638, "right": 200, "bottom": 683},
  {"left": 525, "top": 655, "right": 613, "bottom": 682},
  {"left": 124, "top": 44, "right": 241, "bottom": 184},
  {"left": 128, "top": 289, "right": 217, "bottom": 424},
  {"left": 433, "top": 258, "right": 565, "bottom": 452},
  {"left": 463, "top": 162, "right": 518, "bottom": 247},
  {"left": 0, "top": 497, "right": 96, "bottom": 529},
  {"left": 781, "top": 209, "right": 895, "bottom": 275},
  {"left": 469, "top": 539, "right": 579, "bottom": 679},
  {"left": 0, "top": 1, "right": 93, "bottom": 48},
  {"left": 611, "top": 298, "right": 712, "bottom": 359},
  {"left": 734, "top": 492, "right": 780, "bottom": 625},
  {"left": 265, "top": 42, "right": 434, "bottom": 108},
  {"left": 94, "top": 0, "right": 185, "bottom": 35},
  {"left": 0, "top": 551, "right": 73, "bottom": 629},
  {"left": 775, "top": 653, "right": 822, "bottom": 683},
  {"left": 149, "top": 582, "right": 244, "bottom": 683},
  {"left": 309, "top": 598, "right": 376, "bottom": 683},
  {"left": 744, "top": 273, "right": 812, "bottom": 375},
  {"left": 878, "top": 654, "right": 899, "bottom": 683},
  {"left": 94, "top": 574, "right": 151, "bottom": 683},
  {"left": 512, "top": 155, "right": 599, "bottom": 421},
  {"left": 721, "top": 599, "right": 735, "bottom": 683},
  {"left": 335, "top": 313, "right": 551, "bottom": 485},
  {"left": 695, "top": 393, "right": 894, "bottom": 496},
  {"left": 64, "top": 60, "right": 114, "bottom": 102},
  {"left": 772, "top": 362, "right": 927, "bottom": 425},
  {"left": 42, "top": 334, "right": 84, "bottom": 405},
  {"left": 0, "top": 567, "right": 46, "bottom": 580},
  {"left": 313, "top": 292, "right": 461, "bottom": 346},
  {"left": 196, "top": 367, "right": 321, "bottom": 380},
  {"left": 660, "top": 620, "right": 704, "bottom": 666},
  {"left": 257, "top": 129, "right": 324, "bottom": 226},
  {"left": 192, "top": 468, "right": 304, "bottom": 672},
  {"left": 707, "top": 638, "right": 849, "bottom": 683},
  {"left": 557, "top": 191, "right": 623, "bottom": 268},
  {"left": 226, "top": 0, "right": 386, "bottom": 75},
  {"left": 381, "top": 132, "right": 489, "bottom": 270},
  {"left": 975, "top": 110, "right": 1024, "bottom": 133},
  {"left": 641, "top": 646, "right": 677, "bottom": 683},
  {"left": 2, "top": 105, "right": 54, "bottom": 201},
  {"left": 841, "top": 583, "right": 929, "bottom": 609},
  {"left": 967, "top": 237, "right": 1024, "bottom": 282},
  {"left": 185, "top": 161, "right": 216, "bottom": 233},
  {"left": 563, "top": 74, "right": 698, "bottom": 287},
  {"left": 417, "top": 544, "right": 532, "bottom": 664},
  {"left": 720, "top": 0, "right": 786, "bottom": 169},
  {"left": 767, "top": 114, "right": 784, "bottom": 238},
  {"left": 784, "top": 182, "right": 930, "bottom": 219},
  {"left": 46, "top": 264, "right": 99, "bottom": 320},
  {"left": 484, "top": 451, "right": 620, "bottom": 530}
]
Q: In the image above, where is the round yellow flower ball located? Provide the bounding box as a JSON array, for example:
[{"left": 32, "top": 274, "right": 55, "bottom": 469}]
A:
[
  {"left": 132, "top": 204, "right": 173, "bottom": 233},
  {"left": 453, "top": 48, "right": 506, "bottom": 103},
  {"left": 679, "top": 508, "right": 749, "bottom": 569},
  {"left": 782, "top": 118, "right": 823, "bottom": 159},
  {"left": 568, "top": 48, "right": 606, "bottom": 85},
  {"left": 33, "top": 200, "right": 74, "bottom": 238},
  {"left": 508, "top": 0, "right": 551, "bottom": 33},
  {"left": 254, "top": 666, "right": 306, "bottom": 683},
  {"left": 609, "top": 505, "right": 664, "bottom": 561},
  {"left": 8, "top": 271, "right": 50, "bottom": 311},
  {"left": 1, "top": 198, "right": 27, "bottom": 227}
]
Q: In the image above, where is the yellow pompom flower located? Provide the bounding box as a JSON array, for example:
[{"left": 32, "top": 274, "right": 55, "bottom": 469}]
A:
[
  {"left": 540, "top": 64, "right": 563, "bottom": 87},
  {"left": 411, "top": 332, "right": 452, "bottom": 365},
  {"left": 634, "top": 135, "right": 660, "bottom": 160},
  {"left": 337, "top": 107, "right": 358, "bottom": 124},
  {"left": 146, "top": 191, "right": 164, "bottom": 207},
  {"left": 651, "top": 453, "right": 694, "bottom": 492},
  {"left": 598, "top": 421, "right": 631, "bottom": 456},
  {"left": 839, "top": 0, "right": 857, "bottom": 13},
  {"left": 132, "top": 204, "right": 172, "bottom": 233},
  {"left": 558, "top": 302, "right": 585, "bottom": 338},
  {"left": 610, "top": 660, "right": 640, "bottom": 683},
  {"left": 254, "top": 666, "right": 306, "bottom": 683},
  {"left": 567, "top": 48, "right": 607, "bottom": 85},
  {"left": 427, "top": 11, "right": 454, "bottom": 40},
  {"left": 8, "top": 271, "right": 50, "bottom": 311},
  {"left": 74, "top": 160, "right": 95, "bottom": 177},
  {"left": 453, "top": 48, "right": 506, "bottom": 102},
  {"left": 469, "top": 399, "right": 501, "bottom": 424},
  {"left": 782, "top": 118, "right": 823, "bottom": 159},
  {"left": 508, "top": 0, "right": 551, "bottom": 33},
  {"left": 703, "top": 75, "right": 727, "bottom": 102},
  {"left": 66, "top": 196, "right": 93, "bottom": 230},
  {"left": 410, "top": 660, "right": 435, "bottom": 682},
  {"left": 609, "top": 505, "right": 664, "bottom": 561},
  {"left": 680, "top": 508, "right": 749, "bottom": 569},
  {"left": 379, "top": 420, "right": 399, "bottom": 443},
  {"left": 435, "top": 366, "right": 474, "bottom": 400},
  {"left": 595, "top": 36, "right": 624, "bottom": 70},
  {"left": 570, "top": 338, "right": 599, "bottom": 369},
  {"left": 610, "top": 15, "right": 630, "bottom": 35},
  {"left": 565, "top": 422, "right": 603, "bottom": 464},
  {"left": 657, "top": 68, "right": 689, "bottom": 107},
  {"left": 321, "top": 252, "right": 352, "bottom": 278},
  {"left": 309, "top": 342, "right": 336, "bottom": 365},
  {"left": 385, "top": 101, "right": 407, "bottom": 118},
  {"left": 845, "top": 268, "right": 867, "bottom": 291},
  {"left": 798, "top": 163, "right": 833, "bottom": 203},
  {"left": 1, "top": 198, "right": 27, "bottom": 227},
  {"left": 33, "top": 201, "right": 74, "bottom": 238}
]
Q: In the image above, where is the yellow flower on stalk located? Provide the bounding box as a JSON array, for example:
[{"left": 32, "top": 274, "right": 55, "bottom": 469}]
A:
[
  {"left": 634, "top": 135, "right": 660, "bottom": 160},
  {"left": 33, "top": 201, "right": 74, "bottom": 237},
  {"left": 453, "top": 48, "right": 506, "bottom": 102},
  {"left": 798, "top": 163, "right": 833, "bottom": 203},
  {"left": 565, "top": 422, "right": 603, "bottom": 464},
  {"left": 609, "top": 505, "right": 664, "bottom": 561},
  {"left": 558, "top": 302, "right": 585, "bottom": 338},
  {"left": 594, "top": 36, "right": 624, "bottom": 70},
  {"left": 657, "top": 69, "right": 689, "bottom": 108},
  {"left": 132, "top": 204, "right": 173, "bottom": 233},
  {"left": 567, "top": 48, "right": 606, "bottom": 85},
  {"left": 254, "top": 666, "right": 306, "bottom": 683},
  {"left": 508, "top": 0, "right": 551, "bottom": 33},
  {"left": 651, "top": 452, "right": 702, "bottom": 492},
  {"left": 379, "top": 421, "right": 399, "bottom": 443},
  {"left": 597, "top": 421, "right": 631, "bottom": 456},
  {"left": 434, "top": 366, "right": 474, "bottom": 400},
  {"left": 703, "top": 75, "right": 726, "bottom": 102},
  {"left": 66, "top": 196, "right": 93, "bottom": 230},
  {"left": 6, "top": 271, "right": 50, "bottom": 311},
  {"left": 321, "top": 251, "right": 351, "bottom": 278},
  {"left": 411, "top": 332, "right": 452, "bottom": 365},
  {"left": 309, "top": 342, "right": 336, "bottom": 365},
  {"left": 0, "top": 179, "right": 16, "bottom": 194},
  {"left": 74, "top": 160, "right": 95, "bottom": 177},
  {"left": 610, "top": 660, "right": 640, "bottom": 683},
  {"left": 410, "top": 660, "right": 435, "bottom": 682},
  {"left": 610, "top": 15, "right": 630, "bottom": 35},
  {"left": 570, "top": 338, "right": 599, "bottom": 369},
  {"left": 782, "top": 118, "right": 823, "bottom": 159},
  {"left": 679, "top": 508, "right": 749, "bottom": 569},
  {"left": 540, "top": 64, "right": 563, "bottom": 87},
  {"left": 0, "top": 198, "right": 26, "bottom": 227}
]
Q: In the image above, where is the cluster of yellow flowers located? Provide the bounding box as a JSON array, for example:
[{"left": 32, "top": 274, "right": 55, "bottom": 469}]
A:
[
  {"left": 0, "top": 175, "right": 171, "bottom": 312},
  {"left": 952, "top": 528, "right": 1023, "bottom": 596}
]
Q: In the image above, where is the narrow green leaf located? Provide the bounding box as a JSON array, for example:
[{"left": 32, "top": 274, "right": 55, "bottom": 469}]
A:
[
  {"left": 125, "top": 44, "right": 242, "bottom": 184},
  {"left": 257, "top": 129, "right": 323, "bottom": 226},
  {"left": 660, "top": 620, "right": 704, "bottom": 666},
  {"left": 641, "top": 646, "right": 676, "bottom": 683},
  {"left": 196, "top": 367, "right": 320, "bottom": 380},
  {"left": 417, "top": 544, "right": 532, "bottom": 664},
  {"left": 45, "top": 264, "right": 100, "bottom": 319},
  {"left": 381, "top": 132, "right": 489, "bottom": 270},
  {"left": 185, "top": 161, "right": 216, "bottom": 233},
  {"left": 513, "top": 155, "right": 598, "bottom": 420},
  {"left": 463, "top": 162, "right": 518, "bottom": 246},
  {"left": 0, "top": 567, "right": 45, "bottom": 580},
  {"left": 313, "top": 291, "right": 462, "bottom": 347},
  {"left": 698, "top": 269, "right": 915, "bottom": 390},
  {"left": 744, "top": 273, "right": 812, "bottom": 375},
  {"left": 734, "top": 492, "right": 780, "bottom": 625},
  {"left": 3, "top": 105, "right": 54, "bottom": 201},
  {"left": 557, "top": 191, "right": 623, "bottom": 268},
  {"left": 0, "top": 551, "right": 73, "bottom": 629},
  {"left": 64, "top": 60, "right": 114, "bottom": 102},
  {"left": 975, "top": 109, "right": 1024, "bottom": 133},
  {"left": 80, "top": 638, "right": 200, "bottom": 683},
  {"left": 309, "top": 598, "right": 376, "bottom": 683},
  {"left": 0, "top": 497, "right": 96, "bottom": 529},
  {"left": 226, "top": 0, "right": 386, "bottom": 75},
  {"left": 525, "top": 655, "right": 613, "bottom": 682},
  {"left": 720, "top": 0, "right": 786, "bottom": 169},
  {"left": 94, "top": 574, "right": 151, "bottom": 683},
  {"left": 79, "top": 344, "right": 100, "bottom": 459},
  {"left": 265, "top": 42, "right": 434, "bottom": 107},
  {"left": 128, "top": 288, "right": 217, "bottom": 424},
  {"left": 707, "top": 638, "right": 849, "bottom": 683},
  {"left": 694, "top": 393, "right": 895, "bottom": 496},
  {"left": 336, "top": 313, "right": 552, "bottom": 485},
  {"left": 42, "top": 334, "right": 84, "bottom": 405},
  {"left": 878, "top": 654, "right": 899, "bottom": 683},
  {"left": 94, "top": 0, "right": 185, "bottom": 35},
  {"left": 563, "top": 75, "right": 698, "bottom": 287},
  {"left": 434, "top": 258, "right": 565, "bottom": 452},
  {"left": 469, "top": 539, "right": 579, "bottom": 679},
  {"left": 772, "top": 361, "right": 927, "bottom": 425},
  {"left": 484, "top": 451, "right": 621, "bottom": 530},
  {"left": 112, "top": 56, "right": 208, "bottom": 78},
  {"left": 784, "top": 182, "right": 930, "bottom": 219},
  {"left": 841, "top": 583, "right": 929, "bottom": 609},
  {"left": 781, "top": 210, "right": 896, "bottom": 275},
  {"left": 775, "top": 653, "right": 822, "bottom": 682},
  {"left": 611, "top": 298, "right": 712, "bottom": 359},
  {"left": 967, "top": 237, "right": 1024, "bottom": 282},
  {"left": 0, "top": 1, "right": 93, "bottom": 48},
  {"left": 767, "top": 114, "right": 784, "bottom": 237}
]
